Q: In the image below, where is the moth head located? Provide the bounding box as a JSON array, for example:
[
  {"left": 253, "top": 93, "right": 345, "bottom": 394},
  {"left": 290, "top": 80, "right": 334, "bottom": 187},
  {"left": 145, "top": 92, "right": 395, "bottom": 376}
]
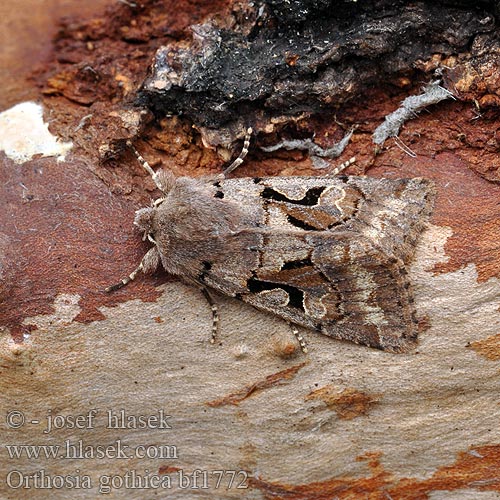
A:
[{"left": 134, "top": 207, "right": 156, "bottom": 233}]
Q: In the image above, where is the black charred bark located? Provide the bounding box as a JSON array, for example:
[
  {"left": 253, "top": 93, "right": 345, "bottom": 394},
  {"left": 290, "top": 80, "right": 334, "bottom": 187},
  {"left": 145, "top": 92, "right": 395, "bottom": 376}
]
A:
[{"left": 137, "top": 0, "right": 499, "bottom": 142}]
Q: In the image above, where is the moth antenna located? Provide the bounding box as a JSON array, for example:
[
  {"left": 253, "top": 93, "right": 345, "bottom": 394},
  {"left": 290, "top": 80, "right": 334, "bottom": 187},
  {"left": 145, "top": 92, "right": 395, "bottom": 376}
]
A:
[
  {"left": 105, "top": 247, "right": 158, "bottom": 292},
  {"left": 126, "top": 140, "right": 165, "bottom": 192},
  {"left": 328, "top": 156, "right": 356, "bottom": 177},
  {"left": 201, "top": 287, "right": 219, "bottom": 344},
  {"left": 222, "top": 127, "right": 253, "bottom": 177},
  {"left": 289, "top": 323, "right": 308, "bottom": 354}
]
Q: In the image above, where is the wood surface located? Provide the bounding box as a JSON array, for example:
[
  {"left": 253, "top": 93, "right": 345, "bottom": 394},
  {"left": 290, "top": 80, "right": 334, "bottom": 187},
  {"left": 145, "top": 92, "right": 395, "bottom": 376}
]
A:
[{"left": 1, "top": 1, "right": 499, "bottom": 499}]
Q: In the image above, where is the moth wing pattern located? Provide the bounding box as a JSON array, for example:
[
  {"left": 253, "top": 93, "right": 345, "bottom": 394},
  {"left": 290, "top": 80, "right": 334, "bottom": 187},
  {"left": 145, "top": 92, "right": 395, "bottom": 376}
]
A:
[{"left": 200, "top": 175, "right": 434, "bottom": 353}]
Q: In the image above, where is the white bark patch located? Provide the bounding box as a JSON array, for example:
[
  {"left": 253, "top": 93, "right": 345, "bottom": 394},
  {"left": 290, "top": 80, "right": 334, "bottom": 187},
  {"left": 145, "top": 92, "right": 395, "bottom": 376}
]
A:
[
  {"left": 0, "top": 102, "right": 73, "bottom": 164},
  {"left": 22, "top": 293, "right": 82, "bottom": 329}
]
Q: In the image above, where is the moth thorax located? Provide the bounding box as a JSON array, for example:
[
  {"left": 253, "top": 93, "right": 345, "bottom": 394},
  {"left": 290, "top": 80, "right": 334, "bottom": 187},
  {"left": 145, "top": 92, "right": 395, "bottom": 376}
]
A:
[{"left": 134, "top": 207, "right": 156, "bottom": 232}]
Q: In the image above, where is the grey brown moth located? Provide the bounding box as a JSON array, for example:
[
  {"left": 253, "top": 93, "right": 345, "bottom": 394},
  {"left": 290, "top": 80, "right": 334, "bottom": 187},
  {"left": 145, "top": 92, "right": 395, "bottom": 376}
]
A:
[{"left": 107, "top": 133, "right": 434, "bottom": 353}]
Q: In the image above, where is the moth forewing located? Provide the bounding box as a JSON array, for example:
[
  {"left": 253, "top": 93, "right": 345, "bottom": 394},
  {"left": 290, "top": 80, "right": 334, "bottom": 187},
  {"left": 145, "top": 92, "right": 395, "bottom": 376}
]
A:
[{"left": 196, "top": 175, "right": 434, "bottom": 353}]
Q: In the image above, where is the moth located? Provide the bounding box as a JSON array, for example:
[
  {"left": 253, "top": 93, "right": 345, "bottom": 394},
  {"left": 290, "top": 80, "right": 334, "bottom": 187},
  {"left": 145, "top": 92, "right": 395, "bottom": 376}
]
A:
[{"left": 107, "top": 130, "right": 434, "bottom": 353}]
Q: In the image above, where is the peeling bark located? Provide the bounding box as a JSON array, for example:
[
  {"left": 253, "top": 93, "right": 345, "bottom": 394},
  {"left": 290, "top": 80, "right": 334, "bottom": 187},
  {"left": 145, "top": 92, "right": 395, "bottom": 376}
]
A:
[{"left": 138, "top": 0, "right": 499, "bottom": 146}]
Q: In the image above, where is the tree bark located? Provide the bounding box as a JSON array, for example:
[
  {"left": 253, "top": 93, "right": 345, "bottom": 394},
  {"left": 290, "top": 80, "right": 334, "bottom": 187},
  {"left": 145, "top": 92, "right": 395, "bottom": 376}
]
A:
[{"left": 1, "top": 1, "right": 500, "bottom": 499}]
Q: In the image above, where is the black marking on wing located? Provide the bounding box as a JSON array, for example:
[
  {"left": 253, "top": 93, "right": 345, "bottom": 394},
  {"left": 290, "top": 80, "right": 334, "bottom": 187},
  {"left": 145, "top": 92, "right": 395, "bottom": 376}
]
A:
[
  {"left": 212, "top": 180, "right": 224, "bottom": 198},
  {"left": 261, "top": 186, "right": 325, "bottom": 206},
  {"left": 247, "top": 278, "right": 304, "bottom": 310},
  {"left": 287, "top": 215, "right": 320, "bottom": 231},
  {"left": 198, "top": 261, "right": 213, "bottom": 283},
  {"left": 281, "top": 257, "right": 313, "bottom": 270}
]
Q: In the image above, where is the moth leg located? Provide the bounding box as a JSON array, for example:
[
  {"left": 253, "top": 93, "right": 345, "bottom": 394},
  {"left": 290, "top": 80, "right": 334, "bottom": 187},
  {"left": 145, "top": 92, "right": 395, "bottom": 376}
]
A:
[
  {"left": 328, "top": 156, "right": 356, "bottom": 177},
  {"left": 105, "top": 246, "right": 160, "bottom": 292},
  {"left": 222, "top": 127, "right": 253, "bottom": 177},
  {"left": 201, "top": 287, "right": 220, "bottom": 344},
  {"left": 288, "top": 322, "right": 308, "bottom": 354}
]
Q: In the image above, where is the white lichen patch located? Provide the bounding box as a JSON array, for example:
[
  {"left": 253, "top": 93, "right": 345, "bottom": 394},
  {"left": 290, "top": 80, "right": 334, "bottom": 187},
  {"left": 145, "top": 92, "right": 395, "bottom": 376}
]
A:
[{"left": 0, "top": 101, "right": 73, "bottom": 164}]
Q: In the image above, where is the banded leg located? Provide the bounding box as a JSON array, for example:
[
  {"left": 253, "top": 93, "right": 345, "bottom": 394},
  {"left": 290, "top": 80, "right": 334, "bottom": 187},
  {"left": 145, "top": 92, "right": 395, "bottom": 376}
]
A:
[
  {"left": 201, "top": 287, "right": 220, "bottom": 344},
  {"left": 105, "top": 247, "right": 159, "bottom": 292},
  {"left": 223, "top": 127, "right": 253, "bottom": 176},
  {"left": 289, "top": 322, "right": 308, "bottom": 353},
  {"left": 328, "top": 156, "right": 356, "bottom": 177}
]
